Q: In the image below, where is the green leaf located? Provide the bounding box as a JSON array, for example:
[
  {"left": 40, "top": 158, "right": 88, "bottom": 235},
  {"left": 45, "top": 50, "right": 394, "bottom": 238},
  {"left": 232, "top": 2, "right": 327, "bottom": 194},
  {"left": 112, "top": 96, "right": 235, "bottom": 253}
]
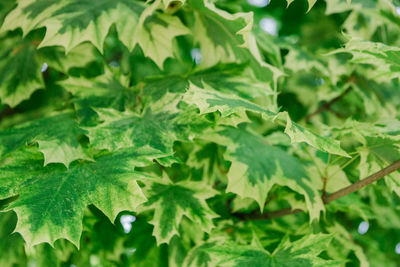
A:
[
  {"left": 138, "top": 176, "right": 218, "bottom": 245},
  {"left": 184, "top": 84, "right": 349, "bottom": 157},
  {"left": 189, "top": 64, "right": 275, "bottom": 100},
  {"left": 325, "top": 223, "right": 369, "bottom": 266},
  {"left": 0, "top": 34, "right": 99, "bottom": 107},
  {"left": 284, "top": 115, "right": 350, "bottom": 158},
  {"left": 134, "top": 13, "right": 190, "bottom": 68},
  {"left": 125, "top": 216, "right": 169, "bottom": 267},
  {"left": 186, "top": 141, "right": 226, "bottom": 184},
  {"left": 168, "top": 235, "right": 191, "bottom": 267},
  {"left": 0, "top": 112, "right": 89, "bottom": 167},
  {"left": 162, "top": 0, "right": 186, "bottom": 9},
  {"left": 327, "top": 194, "right": 373, "bottom": 222},
  {"left": 40, "top": 43, "right": 98, "bottom": 73},
  {"left": 207, "top": 234, "right": 338, "bottom": 267},
  {"left": 0, "top": 147, "right": 162, "bottom": 246},
  {"left": 1, "top": 0, "right": 189, "bottom": 67},
  {"left": 141, "top": 63, "right": 273, "bottom": 107},
  {"left": 333, "top": 37, "right": 400, "bottom": 80},
  {"left": 333, "top": 119, "right": 400, "bottom": 195},
  {"left": 285, "top": 0, "right": 317, "bottom": 12},
  {"left": 140, "top": 75, "right": 189, "bottom": 105},
  {"left": 1, "top": 0, "right": 400, "bottom": 264},
  {"left": 183, "top": 83, "right": 275, "bottom": 118},
  {"left": 86, "top": 107, "right": 200, "bottom": 154},
  {"left": 183, "top": 241, "right": 216, "bottom": 267},
  {"left": 325, "top": 0, "right": 375, "bottom": 15},
  {"left": 211, "top": 126, "right": 324, "bottom": 219},
  {"left": 2, "top": 0, "right": 144, "bottom": 52},
  {"left": 58, "top": 71, "right": 134, "bottom": 124},
  {"left": 0, "top": 212, "right": 27, "bottom": 267},
  {"left": 189, "top": 0, "right": 282, "bottom": 83},
  {"left": 283, "top": 46, "right": 329, "bottom": 76},
  {"left": 0, "top": 36, "right": 44, "bottom": 107},
  {"left": 0, "top": 0, "right": 15, "bottom": 25},
  {"left": 359, "top": 135, "right": 400, "bottom": 195}
]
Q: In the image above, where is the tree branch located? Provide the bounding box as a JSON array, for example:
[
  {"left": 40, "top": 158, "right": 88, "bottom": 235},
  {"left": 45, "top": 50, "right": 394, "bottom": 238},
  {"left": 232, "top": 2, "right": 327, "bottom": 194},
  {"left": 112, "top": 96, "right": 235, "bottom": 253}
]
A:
[
  {"left": 242, "top": 207, "right": 303, "bottom": 220},
  {"left": 322, "top": 159, "right": 400, "bottom": 204},
  {"left": 237, "top": 159, "right": 400, "bottom": 221}
]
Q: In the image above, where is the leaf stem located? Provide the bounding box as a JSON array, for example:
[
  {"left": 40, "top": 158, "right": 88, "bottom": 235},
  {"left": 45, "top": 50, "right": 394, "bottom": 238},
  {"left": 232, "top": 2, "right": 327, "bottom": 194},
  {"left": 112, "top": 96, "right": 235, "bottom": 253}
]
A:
[{"left": 303, "top": 143, "right": 324, "bottom": 178}]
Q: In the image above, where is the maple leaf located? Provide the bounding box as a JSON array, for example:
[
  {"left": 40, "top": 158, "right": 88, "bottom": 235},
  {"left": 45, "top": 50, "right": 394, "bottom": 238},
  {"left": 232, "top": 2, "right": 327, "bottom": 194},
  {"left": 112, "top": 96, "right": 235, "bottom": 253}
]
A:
[
  {"left": 85, "top": 108, "right": 201, "bottom": 154},
  {"left": 210, "top": 126, "right": 324, "bottom": 219},
  {"left": 0, "top": 212, "right": 26, "bottom": 266},
  {"left": 0, "top": 34, "right": 98, "bottom": 107},
  {"left": 0, "top": 112, "right": 89, "bottom": 167},
  {"left": 1, "top": 0, "right": 189, "bottom": 68},
  {"left": 58, "top": 71, "right": 135, "bottom": 124},
  {"left": 333, "top": 37, "right": 400, "bottom": 80},
  {"left": 138, "top": 176, "right": 218, "bottom": 245},
  {"left": 0, "top": 36, "right": 44, "bottom": 107},
  {"left": 206, "top": 234, "right": 339, "bottom": 266},
  {"left": 184, "top": 84, "right": 349, "bottom": 157},
  {"left": 188, "top": 0, "right": 283, "bottom": 83},
  {"left": 0, "top": 146, "right": 166, "bottom": 246}
]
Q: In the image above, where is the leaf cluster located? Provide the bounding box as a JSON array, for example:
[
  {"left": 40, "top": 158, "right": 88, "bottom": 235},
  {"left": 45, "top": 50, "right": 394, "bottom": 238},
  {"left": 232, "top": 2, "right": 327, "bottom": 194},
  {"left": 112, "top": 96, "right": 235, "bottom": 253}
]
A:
[{"left": 1, "top": 0, "right": 400, "bottom": 266}]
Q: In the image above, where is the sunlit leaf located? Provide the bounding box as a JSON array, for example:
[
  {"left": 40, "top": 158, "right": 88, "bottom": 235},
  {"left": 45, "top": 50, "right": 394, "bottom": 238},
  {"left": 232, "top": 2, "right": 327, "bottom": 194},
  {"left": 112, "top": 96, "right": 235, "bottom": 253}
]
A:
[
  {"left": 0, "top": 147, "right": 160, "bottom": 246},
  {"left": 138, "top": 176, "right": 218, "bottom": 245}
]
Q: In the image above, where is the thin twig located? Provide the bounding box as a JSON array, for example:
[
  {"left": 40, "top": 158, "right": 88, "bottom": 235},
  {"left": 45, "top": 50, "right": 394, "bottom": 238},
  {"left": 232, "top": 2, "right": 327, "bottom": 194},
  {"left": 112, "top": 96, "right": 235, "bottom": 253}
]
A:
[
  {"left": 306, "top": 74, "right": 356, "bottom": 121},
  {"left": 244, "top": 207, "right": 303, "bottom": 220},
  {"left": 305, "top": 86, "right": 353, "bottom": 121},
  {"left": 236, "top": 159, "right": 400, "bottom": 220}
]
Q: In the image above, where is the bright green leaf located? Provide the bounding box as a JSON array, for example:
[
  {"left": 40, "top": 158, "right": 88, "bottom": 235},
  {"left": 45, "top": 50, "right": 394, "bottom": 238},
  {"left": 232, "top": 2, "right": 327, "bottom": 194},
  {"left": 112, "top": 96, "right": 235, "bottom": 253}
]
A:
[
  {"left": 0, "top": 112, "right": 89, "bottom": 167},
  {"left": 207, "top": 234, "right": 338, "bottom": 266},
  {"left": 210, "top": 126, "right": 324, "bottom": 219},
  {"left": 138, "top": 176, "right": 218, "bottom": 245},
  {"left": 2, "top": 0, "right": 189, "bottom": 67},
  {"left": 0, "top": 36, "right": 44, "bottom": 107},
  {"left": 0, "top": 147, "right": 162, "bottom": 246}
]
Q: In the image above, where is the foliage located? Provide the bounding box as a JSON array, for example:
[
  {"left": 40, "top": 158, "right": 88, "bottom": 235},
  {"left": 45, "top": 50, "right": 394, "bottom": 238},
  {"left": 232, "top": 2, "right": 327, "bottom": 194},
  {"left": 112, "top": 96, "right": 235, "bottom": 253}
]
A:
[{"left": 0, "top": 0, "right": 400, "bottom": 266}]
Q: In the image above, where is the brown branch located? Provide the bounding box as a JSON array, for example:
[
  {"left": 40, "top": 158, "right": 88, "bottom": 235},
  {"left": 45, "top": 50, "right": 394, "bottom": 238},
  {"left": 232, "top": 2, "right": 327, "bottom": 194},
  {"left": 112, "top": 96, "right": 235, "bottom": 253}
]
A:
[
  {"left": 326, "top": 107, "right": 347, "bottom": 118},
  {"left": 243, "top": 207, "right": 303, "bottom": 220},
  {"left": 236, "top": 159, "right": 400, "bottom": 221},
  {"left": 0, "top": 106, "right": 18, "bottom": 122},
  {"left": 323, "top": 159, "right": 400, "bottom": 204},
  {"left": 305, "top": 74, "right": 356, "bottom": 121},
  {"left": 305, "top": 86, "right": 353, "bottom": 121},
  {"left": 321, "top": 177, "right": 328, "bottom": 199}
]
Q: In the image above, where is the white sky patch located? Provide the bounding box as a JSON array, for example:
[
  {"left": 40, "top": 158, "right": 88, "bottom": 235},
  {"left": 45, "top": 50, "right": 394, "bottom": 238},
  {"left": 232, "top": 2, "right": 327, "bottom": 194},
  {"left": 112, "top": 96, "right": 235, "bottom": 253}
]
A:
[
  {"left": 357, "top": 221, "right": 369, "bottom": 235},
  {"left": 260, "top": 18, "right": 278, "bottom": 35},
  {"left": 41, "top": 62, "right": 48, "bottom": 73},
  {"left": 315, "top": 77, "right": 325, "bottom": 86},
  {"left": 90, "top": 255, "right": 100, "bottom": 266},
  {"left": 120, "top": 215, "right": 136, "bottom": 234},
  {"left": 396, "top": 6, "right": 400, "bottom": 16},
  {"left": 191, "top": 48, "right": 202, "bottom": 65},
  {"left": 126, "top": 248, "right": 137, "bottom": 255},
  {"left": 109, "top": 61, "right": 120, "bottom": 68},
  {"left": 396, "top": 243, "right": 400, "bottom": 254},
  {"left": 248, "top": 0, "right": 269, "bottom": 8}
]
